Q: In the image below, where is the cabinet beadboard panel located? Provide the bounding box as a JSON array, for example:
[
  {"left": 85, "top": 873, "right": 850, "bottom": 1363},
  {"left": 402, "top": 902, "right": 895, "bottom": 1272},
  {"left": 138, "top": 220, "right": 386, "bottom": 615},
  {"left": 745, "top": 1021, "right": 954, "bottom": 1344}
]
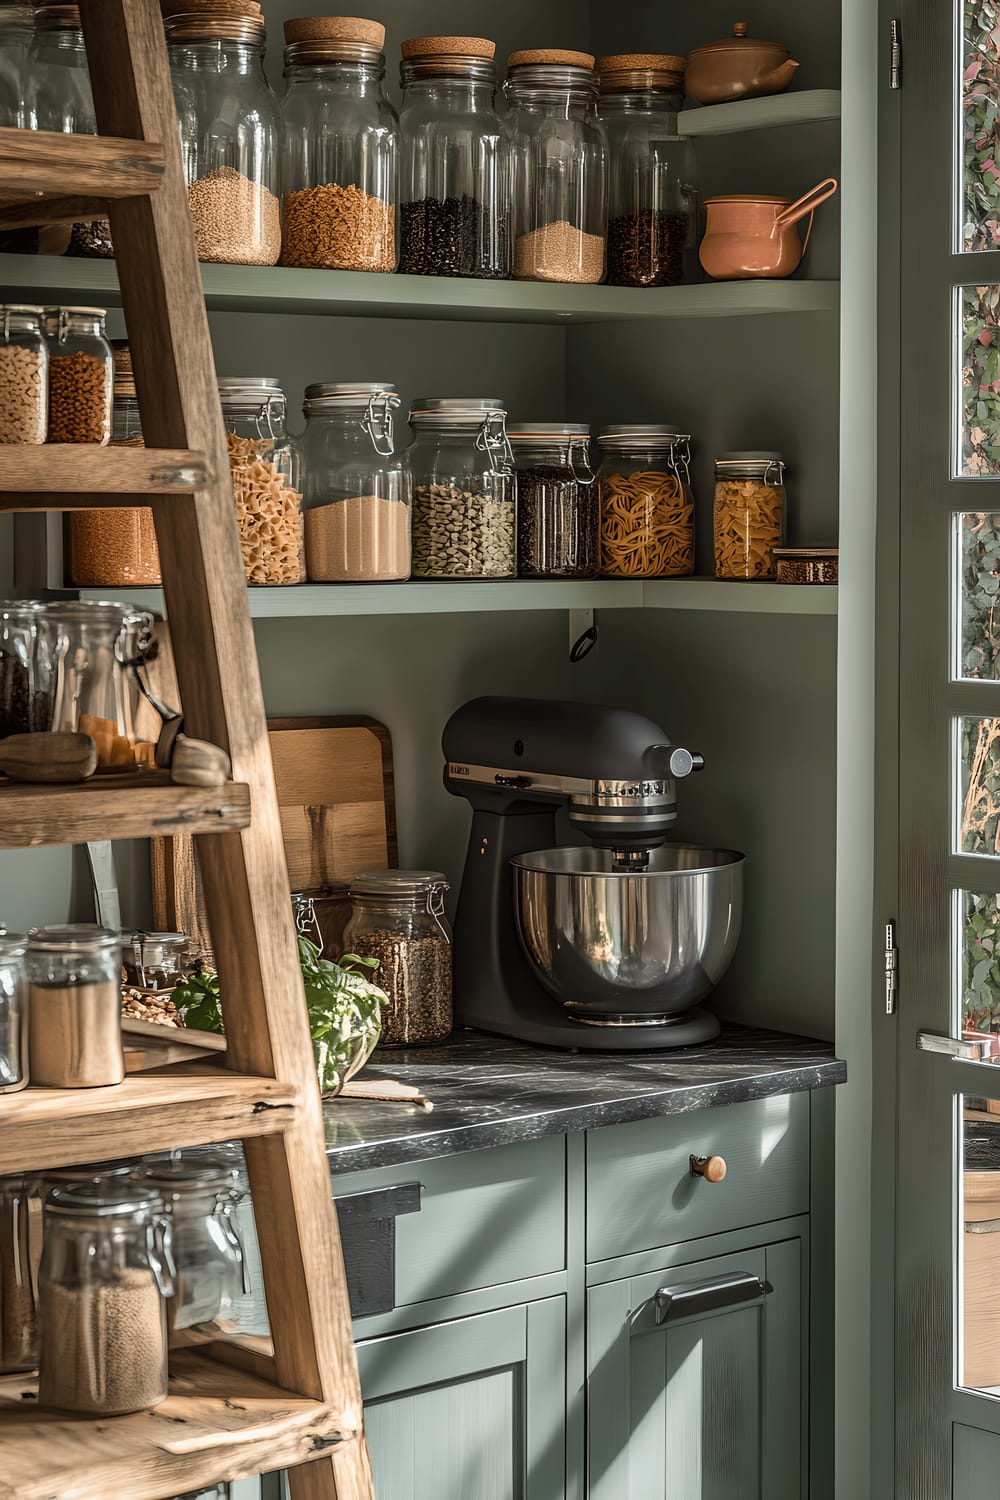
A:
[{"left": 954, "top": 1425, "right": 1000, "bottom": 1496}]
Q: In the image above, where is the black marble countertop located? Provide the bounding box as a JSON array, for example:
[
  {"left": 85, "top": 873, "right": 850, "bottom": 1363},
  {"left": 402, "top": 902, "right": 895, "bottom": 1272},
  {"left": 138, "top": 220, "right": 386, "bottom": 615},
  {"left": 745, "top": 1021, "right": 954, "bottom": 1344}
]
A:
[{"left": 323, "top": 1023, "right": 846, "bottom": 1176}]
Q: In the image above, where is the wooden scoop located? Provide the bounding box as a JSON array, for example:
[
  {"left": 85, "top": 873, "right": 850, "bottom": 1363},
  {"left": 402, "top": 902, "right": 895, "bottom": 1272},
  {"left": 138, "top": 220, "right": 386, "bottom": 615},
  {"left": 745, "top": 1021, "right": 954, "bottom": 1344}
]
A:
[
  {"left": 154, "top": 717, "right": 232, "bottom": 787},
  {"left": 0, "top": 732, "right": 98, "bottom": 783}
]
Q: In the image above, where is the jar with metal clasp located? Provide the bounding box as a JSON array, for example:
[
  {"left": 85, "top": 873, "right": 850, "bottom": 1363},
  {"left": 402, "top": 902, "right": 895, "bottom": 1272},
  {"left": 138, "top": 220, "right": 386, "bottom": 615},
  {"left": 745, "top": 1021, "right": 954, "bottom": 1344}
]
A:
[
  {"left": 713, "top": 450, "right": 787, "bottom": 580},
  {"left": 508, "top": 423, "right": 598, "bottom": 578},
  {"left": 408, "top": 398, "right": 516, "bottom": 579},
  {"left": 218, "top": 377, "right": 305, "bottom": 585},
  {"left": 344, "top": 870, "right": 453, "bottom": 1045},
  {"left": 0, "top": 1174, "right": 36, "bottom": 1373},
  {"left": 0, "top": 931, "right": 28, "bottom": 1095},
  {"left": 597, "top": 425, "right": 695, "bottom": 577}
]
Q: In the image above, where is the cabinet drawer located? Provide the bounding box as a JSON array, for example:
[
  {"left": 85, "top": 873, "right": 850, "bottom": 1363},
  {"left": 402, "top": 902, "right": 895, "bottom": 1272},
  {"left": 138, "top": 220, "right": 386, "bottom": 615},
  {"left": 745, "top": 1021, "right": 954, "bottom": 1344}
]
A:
[
  {"left": 333, "top": 1134, "right": 566, "bottom": 1317},
  {"left": 586, "top": 1092, "right": 809, "bottom": 1263}
]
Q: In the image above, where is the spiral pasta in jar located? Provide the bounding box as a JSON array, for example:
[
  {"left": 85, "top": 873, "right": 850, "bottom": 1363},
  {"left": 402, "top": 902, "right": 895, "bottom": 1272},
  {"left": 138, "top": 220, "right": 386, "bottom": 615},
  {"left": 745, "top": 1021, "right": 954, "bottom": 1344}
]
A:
[
  {"left": 713, "top": 452, "right": 786, "bottom": 581},
  {"left": 218, "top": 378, "right": 305, "bottom": 586},
  {"left": 597, "top": 425, "right": 694, "bottom": 578}
]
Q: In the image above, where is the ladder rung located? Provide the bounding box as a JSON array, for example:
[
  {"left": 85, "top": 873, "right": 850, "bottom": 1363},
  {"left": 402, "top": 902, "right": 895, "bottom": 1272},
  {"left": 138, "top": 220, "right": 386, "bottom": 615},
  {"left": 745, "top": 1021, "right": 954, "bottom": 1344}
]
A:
[
  {"left": 0, "top": 773, "right": 251, "bottom": 849},
  {"left": 0, "top": 445, "right": 212, "bottom": 508},
  {"left": 0, "top": 126, "right": 164, "bottom": 229}
]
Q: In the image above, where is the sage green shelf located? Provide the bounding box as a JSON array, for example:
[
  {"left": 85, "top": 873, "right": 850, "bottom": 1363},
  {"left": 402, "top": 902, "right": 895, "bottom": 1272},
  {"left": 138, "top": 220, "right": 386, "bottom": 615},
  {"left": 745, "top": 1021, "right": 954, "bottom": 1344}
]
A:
[
  {"left": 0, "top": 253, "right": 839, "bottom": 325},
  {"left": 680, "top": 89, "right": 842, "bottom": 138}
]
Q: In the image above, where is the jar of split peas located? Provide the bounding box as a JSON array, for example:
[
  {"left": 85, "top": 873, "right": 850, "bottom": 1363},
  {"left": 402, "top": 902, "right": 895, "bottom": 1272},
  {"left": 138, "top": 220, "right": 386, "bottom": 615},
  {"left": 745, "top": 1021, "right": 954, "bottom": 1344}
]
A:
[
  {"left": 713, "top": 451, "right": 786, "bottom": 581},
  {"left": 597, "top": 425, "right": 694, "bottom": 578}
]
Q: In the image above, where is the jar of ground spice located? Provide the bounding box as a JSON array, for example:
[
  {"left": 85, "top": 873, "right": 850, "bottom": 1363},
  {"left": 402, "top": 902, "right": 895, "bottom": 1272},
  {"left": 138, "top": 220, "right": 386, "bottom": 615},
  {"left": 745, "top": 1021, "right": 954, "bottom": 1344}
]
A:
[
  {"left": 0, "top": 931, "right": 28, "bottom": 1096},
  {"left": 509, "top": 423, "right": 599, "bottom": 578},
  {"left": 280, "top": 17, "right": 398, "bottom": 273},
  {"left": 344, "top": 871, "right": 453, "bottom": 1046},
  {"left": 26, "top": 925, "right": 125, "bottom": 1089},
  {"left": 408, "top": 398, "right": 516, "bottom": 578},
  {"left": 44, "top": 306, "right": 112, "bottom": 444},
  {"left": 38, "top": 1180, "right": 175, "bottom": 1415},
  {"left": 219, "top": 378, "right": 305, "bottom": 585},
  {"left": 398, "top": 37, "right": 509, "bottom": 279},
  {"left": 165, "top": 4, "right": 281, "bottom": 266},
  {"left": 299, "top": 382, "right": 410, "bottom": 582},
  {"left": 714, "top": 451, "right": 787, "bottom": 580},
  {"left": 597, "top": 425, "right": 695, "bottom": 577},
  {"left": 598, "top": 55, "right": 701, "bottom": 287},
  {"left": 131, "top": 1156, "right": 245, "bottom": 1335},
  {"left": 0, "top": 1175, "right": 37, "bottom": 1375},
  {"left": 505, "top": 52, "right": 608, "bottom": 284},
  {"left": 0, "top": 304, "right": 47, "bottom": 444}
]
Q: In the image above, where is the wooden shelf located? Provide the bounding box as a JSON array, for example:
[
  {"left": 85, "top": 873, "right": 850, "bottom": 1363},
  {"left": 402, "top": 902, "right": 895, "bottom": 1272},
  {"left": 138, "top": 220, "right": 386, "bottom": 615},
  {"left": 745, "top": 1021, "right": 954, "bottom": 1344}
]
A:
[
  {"left": 0, "top": 126, "right": 164, "bottom": 230},
  {"left": 680, "top": 89, "right": 842, "bottom": 137},
  {"left": 0, "top": 772, "right": 250, "bottom": 848},
  {"left": 0, "top": 1350, "right": 350, "bottom": 1500},
  {"left": 0, "top": 444, "right": 211, "bottom": 508}
]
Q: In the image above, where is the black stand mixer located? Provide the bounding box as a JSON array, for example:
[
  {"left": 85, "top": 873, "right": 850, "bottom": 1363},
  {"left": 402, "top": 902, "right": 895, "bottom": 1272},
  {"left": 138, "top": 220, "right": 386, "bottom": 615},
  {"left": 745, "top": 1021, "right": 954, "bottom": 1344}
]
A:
[{"left": 443, "top": 696, "right": 744, "bottom": 1051}]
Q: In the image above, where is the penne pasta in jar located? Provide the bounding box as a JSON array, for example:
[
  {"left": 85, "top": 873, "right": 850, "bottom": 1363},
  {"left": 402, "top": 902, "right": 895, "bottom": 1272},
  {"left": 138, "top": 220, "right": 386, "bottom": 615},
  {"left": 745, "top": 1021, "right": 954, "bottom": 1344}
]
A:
[
  {"left": 597, "top": 425, "right": 695, "bottom": 578},
  {"left": 713, "top": 451, "right": 786, "bottom": 581}
]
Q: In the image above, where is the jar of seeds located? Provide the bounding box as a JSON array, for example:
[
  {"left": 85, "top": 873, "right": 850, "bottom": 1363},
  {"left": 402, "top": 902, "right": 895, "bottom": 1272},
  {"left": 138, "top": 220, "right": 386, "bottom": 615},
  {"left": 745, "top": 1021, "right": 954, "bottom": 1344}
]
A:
[
  {"left": 0, "top": 931, "right": 28, "bottom": 1096},
  {"left": 408, "top": 398, "right": 516, "bottom": 579},
  {"left": 0, "top": 1175, "right": 37, "bottom": 1375},
  {"left": 44, "top": 306, "right": 113, "bottom": 445},
  {"left": 713, "top": 451, "right": 786, "bottom": 580},
  {"left": 509, "top": 423, "right": 598, "bottom": 578},
  {"left": 344, "top": 871, "right": 452, "bottom": 1045},
  {"left": 0, "top": 305, "right": 47, "bottom": 444}
]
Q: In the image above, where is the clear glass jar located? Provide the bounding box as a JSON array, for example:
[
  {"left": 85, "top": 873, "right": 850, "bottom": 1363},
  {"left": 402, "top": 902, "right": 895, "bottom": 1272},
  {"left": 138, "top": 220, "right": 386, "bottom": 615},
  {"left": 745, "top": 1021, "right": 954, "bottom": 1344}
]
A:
[
  {"left": 38, "top": 1181, "right": 174, "bottom": 1415},
  {"left": 280, "top": 21, "right": 398, "bottom": 272},
  {"left": 0, "top": 305, "right": 47, "bottom": 444},
  {"left": 599, "top": 56, "right": 701, "bottom": 288},
  {"left": 344, "top": 871, "right": 452, "bottom": 1046},
  {"left": 300, "top": 383, "right": 410, "bottom": 582},
  {"left": 509, "top": 423, "right": 598, "bottom": 578},
  {"left": 219, "top": 378, "right": 305, "bottom": 585},
  {"left": 398, "top": 38, "right": 509, "bottom": 279},
  {"left": 408, "top": 398, "right": 516, "bottom": 578},
  {"left": 123, "top": 932, "right": 188, "bottom": 992},
  {"left": 45, "top": 306, "right": 113, "bottom": 444},
  {"left": 714, "top": 451, "right": 787, "bottom": 580},
  {"left": 166, "top": 10, "right": 281, "bottom": 266},
  {"left": 0, "top": 1175, "right": 36, "bottom": 1373},
  {"left": 43, "top": 600, "right": 153, "bottom": 768},
  {"left": 27, "top": 925, "right": 124, "bottom": 1089},
  {"left": 597, "top": 425, "right": 695, "bottom": 577},
  {"left": 0, "top": 601, "right": 51, "bottom": 738},
  {"left": 131, "top": 1157, "right": 245, "bottom": 1334},
  {"left": 505, "top": 52, "right": 608, "bottom": 284},
  {"left": 0, "top": 933, "right": 27, "bottom": 1096},
  {"left": 0, "top": 3, "right": 34, "bottom": 128},
  {"left": 67, "top": 342, "right": 162, "bottom": 587}
]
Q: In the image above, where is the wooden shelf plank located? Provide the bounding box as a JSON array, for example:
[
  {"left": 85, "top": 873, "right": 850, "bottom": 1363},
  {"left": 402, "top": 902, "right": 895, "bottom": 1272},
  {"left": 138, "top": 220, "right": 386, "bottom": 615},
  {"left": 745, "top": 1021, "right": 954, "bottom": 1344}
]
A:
[
  {"left": 0, "top": 1350, "right": 352, "bottom": 1500},
  {"left": 680, "top": 89, "right": 842, "bottom": 137},
  {"left": 0, "top": 773, "right": 250, "bottom": 848},
  {"left": 0, "top": 1065, "right": 298, "bottom": 1174},
  {"left": 0, "top": 445, "right": 212, "bottom": 508},
  {"left": 0, "top": 127, "right": 164, "bottom": 226}
]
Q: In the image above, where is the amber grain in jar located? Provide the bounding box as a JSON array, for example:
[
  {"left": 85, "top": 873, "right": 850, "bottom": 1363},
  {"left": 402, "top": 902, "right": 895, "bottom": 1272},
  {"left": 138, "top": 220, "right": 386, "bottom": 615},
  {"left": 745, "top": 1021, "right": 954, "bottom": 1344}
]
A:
[
  {"left": 597, "top": 425, "right": 694, "bottom": 577},
  {"left": 344, "top": 871, "right": 452, "bottom": 1045},
  {"left": 713, "top": 451, "right": 786, "bottom": 580}
]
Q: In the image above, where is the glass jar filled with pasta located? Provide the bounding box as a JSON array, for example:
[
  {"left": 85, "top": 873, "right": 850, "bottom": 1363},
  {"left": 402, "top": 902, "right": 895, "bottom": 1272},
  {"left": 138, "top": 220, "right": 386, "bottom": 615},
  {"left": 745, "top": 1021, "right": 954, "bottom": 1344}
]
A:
[
  {"left": 218, "top": 378, "right": 305, "bottom": 586},
  {"left": 713, "top": 451, "right": 786, "bottom": 581},
  {"left": 597, "top": 426, "right": 694, "bottom": 578},
  {"left": 508, "top": 423, "right": 598, "bottom": 578},
  {"left": 408, "top": 399, "right": 516, "bottom": 578}
]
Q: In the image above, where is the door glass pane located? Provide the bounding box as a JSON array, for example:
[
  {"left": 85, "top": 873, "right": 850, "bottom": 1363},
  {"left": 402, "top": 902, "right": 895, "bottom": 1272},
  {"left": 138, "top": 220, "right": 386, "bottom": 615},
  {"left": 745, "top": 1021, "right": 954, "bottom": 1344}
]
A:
[
  {"left": 960, "top": 890, "right": 1000, "bottom": 1039},
  {"left": 957, "top": 512, "right": 1000, "bottom": 678},
  {"left": 960, "top": 287, "right": 1000, "bottom": 474},
  {"left": 959, "top": 1097, "right": 1000, "bottom": 1396},
  {"left": 959, "top": 718, "right": 1000, "bottom": 851},
  {"left": 963, "top": 2, "right": 1000, "bottom": 252}
]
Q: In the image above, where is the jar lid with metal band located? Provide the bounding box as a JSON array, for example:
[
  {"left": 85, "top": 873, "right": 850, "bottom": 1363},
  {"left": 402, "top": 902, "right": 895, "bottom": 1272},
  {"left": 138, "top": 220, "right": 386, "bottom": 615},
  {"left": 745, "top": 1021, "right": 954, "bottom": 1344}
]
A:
[
  {"left": 44, "top": 1158, "right": 139, "bottom": 1187},
  {"left": 133, "top": 1155, "right": 241, "bottom": 1197},
  {"left": 409, "top": 397, "right": 506, "bottom": 426},
  {"left": 597, "top": 424, "right": 690, "bottom": 448},
  {"left": 304, "top": 381, "right": 399, "bottom": 405},
  {"left": 44, "top": 1180, "right": 166, "bottom": 1217},
  {"left": 716, "top": 449, "right": 784, "bottom": 473},
  {"left": 508, "top": 422, "right": 590, "bottom": 440},
  {"left": 28, "top": 924, "right": 121, "bottom": 953},
  {"left": 349, "top": 870, "right": 450, "bottom": 899},
  {"left": 0, "top": 931, "right": 26, "bottom": 958},
  {"left": 3, "top": 304, "right": 44, "bottom": 318},
  {"left": 218, "top": 375, "right": 283, "bottom": 403},
  {"left": 596, "top": 52, "right": 685, "bottom": 92}
]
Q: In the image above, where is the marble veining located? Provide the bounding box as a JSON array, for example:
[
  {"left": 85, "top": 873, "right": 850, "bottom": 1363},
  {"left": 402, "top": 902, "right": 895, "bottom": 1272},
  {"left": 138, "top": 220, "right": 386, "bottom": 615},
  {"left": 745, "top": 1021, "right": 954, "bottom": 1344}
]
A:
[{"left": 324, "top": 1022, "right": 846, "bottom": 1175}]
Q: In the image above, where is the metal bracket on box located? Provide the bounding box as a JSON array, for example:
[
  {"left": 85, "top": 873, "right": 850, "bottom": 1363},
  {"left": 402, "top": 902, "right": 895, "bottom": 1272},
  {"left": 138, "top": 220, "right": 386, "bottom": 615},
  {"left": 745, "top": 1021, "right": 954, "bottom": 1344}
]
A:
[{"left": 569, "top": 608, "right": 598, "bottom": 663}]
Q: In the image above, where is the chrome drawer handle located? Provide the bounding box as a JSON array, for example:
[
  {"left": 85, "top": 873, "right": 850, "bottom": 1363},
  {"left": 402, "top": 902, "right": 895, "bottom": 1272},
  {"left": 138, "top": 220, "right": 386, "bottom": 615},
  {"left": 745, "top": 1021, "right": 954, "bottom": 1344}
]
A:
[{"left": 654, "top": 1271, "right": 771, "bottom": 1326}]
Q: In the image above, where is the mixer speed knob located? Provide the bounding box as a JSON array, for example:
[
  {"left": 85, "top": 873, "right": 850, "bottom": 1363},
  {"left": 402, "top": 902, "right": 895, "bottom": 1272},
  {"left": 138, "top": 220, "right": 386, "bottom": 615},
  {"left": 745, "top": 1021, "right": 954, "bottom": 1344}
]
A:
[{"left": 668, "top": 748, "right": 705, "bottom": 779}]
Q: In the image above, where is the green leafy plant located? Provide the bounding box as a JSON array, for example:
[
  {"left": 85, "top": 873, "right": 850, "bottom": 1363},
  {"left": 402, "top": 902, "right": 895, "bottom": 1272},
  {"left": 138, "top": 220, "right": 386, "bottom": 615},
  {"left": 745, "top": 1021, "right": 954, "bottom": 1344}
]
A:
[{"left": 173, "top": 936, "right": 385, "bottom": 1095}]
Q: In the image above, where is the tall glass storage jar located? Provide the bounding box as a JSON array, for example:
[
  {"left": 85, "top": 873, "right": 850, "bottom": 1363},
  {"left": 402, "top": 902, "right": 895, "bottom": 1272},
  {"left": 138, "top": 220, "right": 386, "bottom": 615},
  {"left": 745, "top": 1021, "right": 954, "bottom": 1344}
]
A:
[
  {"left": 597, "top": 425, "right": 695, "bottom": 577},
  {"left": 598, "top": 55, "right": 701, "bottom": 287},
  {"left": 0, "top": 4, "right": 34, "bottom": 128},
  {"left": 280, "top": 17, "right": 398, "bottom": 272},
  {"left": 0, "top": 305, "right": 47, "bottom": 443},
  {"left": 506, "top": 52, "right": 608, "bottom": 284},
  {"left": 26, "top": 925, "right": 125, "bottom": 1089},
  {"left": 44, "top": 306, "right": 113, "bottom": 444},
  {"left": 344, "top": 871, "right": 453, "bottom": 1046},
  {"left": 398, "top": 37, "right": 509, "bottom": 279},
  {"left": 408, "top": 399, "right": 516, "bottom": 578},
  {"left": 300, "top": 383, "right": 409, "bottom": 582},
  {"left": 131, "top": 1157, "right": 244, "bottom": 1335},
  {"left": 713, "top": 451, "right": 787, "bottom": 580},
  {"left": 41, "top": 600, "right": 152, "bottom": 769},
  {"left": 0, "top": 932, "right": 28, "bottom": 1096},
  {"left": 0, "top": 601, "right": 50, "bottom": 738},
  {"left": 509, "top": 423, "right": 598, "bottom": 578},
  {"left": 218, "top": 378, "right": 305, "bottom": 585},
  {"left": 165, "top": 7, "right": 281, "bottom": 266},
  {"left": 0, "top": 1175, "right": 36, "bottom": 1374}
]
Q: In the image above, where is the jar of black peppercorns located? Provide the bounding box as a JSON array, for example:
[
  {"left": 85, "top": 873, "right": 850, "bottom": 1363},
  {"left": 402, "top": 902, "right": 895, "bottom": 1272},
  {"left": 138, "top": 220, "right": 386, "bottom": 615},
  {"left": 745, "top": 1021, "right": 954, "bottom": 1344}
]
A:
[{"left": 509, "top": 423, "right": 599, "bottom": 578}]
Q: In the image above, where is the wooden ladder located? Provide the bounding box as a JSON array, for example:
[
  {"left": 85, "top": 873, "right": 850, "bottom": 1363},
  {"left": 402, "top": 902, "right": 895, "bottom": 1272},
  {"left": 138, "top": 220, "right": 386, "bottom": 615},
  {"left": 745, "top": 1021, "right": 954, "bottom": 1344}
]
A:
[{"left": 0, "top": 2, "right": 375, "bottom": 1497}]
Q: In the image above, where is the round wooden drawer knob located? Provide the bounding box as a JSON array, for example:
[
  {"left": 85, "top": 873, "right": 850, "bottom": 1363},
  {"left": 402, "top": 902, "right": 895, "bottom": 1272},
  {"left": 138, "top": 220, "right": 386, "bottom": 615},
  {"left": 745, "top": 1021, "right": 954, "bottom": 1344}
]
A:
[{"left": 690, "top": 1153, "right": 728, "bottom": 1183}]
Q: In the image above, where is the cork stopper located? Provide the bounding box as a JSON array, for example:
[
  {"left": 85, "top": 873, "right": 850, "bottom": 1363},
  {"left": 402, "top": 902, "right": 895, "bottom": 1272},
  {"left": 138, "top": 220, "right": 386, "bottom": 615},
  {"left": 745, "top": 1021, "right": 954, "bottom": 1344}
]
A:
[
  {"left": 284, "top": 15, "right": 384, "bottom": 47},
  {"left": 401, "top": 35, "right": 495, "bottom": 60},
  {"left": 507, "top": 48, "right": 596, "bottom": 69},
  {"left": 597, "top": 52, "right": 685, "bottom": 74}
]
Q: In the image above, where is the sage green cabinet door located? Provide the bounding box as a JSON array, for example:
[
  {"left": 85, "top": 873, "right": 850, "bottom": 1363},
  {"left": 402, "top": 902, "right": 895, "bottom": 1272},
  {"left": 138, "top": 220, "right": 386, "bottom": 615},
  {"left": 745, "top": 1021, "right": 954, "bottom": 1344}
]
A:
[
  {"left": 356, "top": 1298, "right": 566, "bottom": 1500},
  {"left": 587, "top": 1241, "right": 801, "bottom": 1500}
]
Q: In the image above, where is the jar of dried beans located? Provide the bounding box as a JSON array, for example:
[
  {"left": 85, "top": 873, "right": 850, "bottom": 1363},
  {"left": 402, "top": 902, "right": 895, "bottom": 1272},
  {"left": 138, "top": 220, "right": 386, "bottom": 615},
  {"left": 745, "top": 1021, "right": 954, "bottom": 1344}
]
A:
[
  {"left": 26, "top": 925, "right": 125, "bottom": 1089},
  {"left": 398, "top": 36, "right": 509, "bottom": 279},
  {"left": 344, "top": 871, "right": 453, "bottom": 1046},
  {"left": 131, "top": 1156, "right": 245, "bottom": 1335},
  {"left": 44, "top": 305, "right": 112, "bottom": 444},
  {"left": 506, "top": 52, "right": 608, "bottom": 284},
  {"left": 299, "top": 382, "right": 410, "bottom": 582},
  {"left": 597, "top": 425, "right": 695, "bottom": 577},
  {"left": 38, "top": 1180, "right": 175, "bottom": 1415},
  {"left": 713, "top": 451, "right": 787, "bottom": 581},
  {"left": 218, "top": 378, "right": 305, "bottom": 585},
  {"left": 0, "top": 932, "right": 28, "bottom": 1097},
  {"left": 0, "top": 304, "right": 47, "bottom": 443},
  {"left": 0, "top": 1175, "right": 37, "bottom": 1374},
  {"left": 598, "top": 55, "right": 701, "bottom": 288},
  {"left": 407, "top": 398, "right": 516, "bottom": 579},
  {"left": 509, "top": 423, "right": 599, "bottom": 578},
  {"left": 165, "top": 5, "right": 281, "bottom": 266},
  {"left": 280, "top": 17, "right": 398, "bottom": 273}
]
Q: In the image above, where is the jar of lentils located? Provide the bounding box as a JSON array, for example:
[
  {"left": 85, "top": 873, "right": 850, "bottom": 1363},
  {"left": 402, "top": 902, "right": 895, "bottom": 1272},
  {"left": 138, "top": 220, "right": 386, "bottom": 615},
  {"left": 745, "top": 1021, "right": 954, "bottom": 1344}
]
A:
[
  {"left": 408, "top": 398, "right": 516, "bottom": 578},
  {"left": 218, "top": 377, "right": 305, "bottom": 585},
  {"left": 597, "top": 425, "right": 694, "bottom": 577},
  {"left": 509, "top": 423, "right": 598, "bottom": 578},
  {"left": 45, "top": 306, "right": 113, "bottom": 444},
  {"left": 713, "top": 451, "right": 786, "bottom": 581},
  {"left": 0, "top": 304, "right": 47, "bottom": 444},
  {"left": 344, "top": 871, "right": 453, "bottom": 1046}
]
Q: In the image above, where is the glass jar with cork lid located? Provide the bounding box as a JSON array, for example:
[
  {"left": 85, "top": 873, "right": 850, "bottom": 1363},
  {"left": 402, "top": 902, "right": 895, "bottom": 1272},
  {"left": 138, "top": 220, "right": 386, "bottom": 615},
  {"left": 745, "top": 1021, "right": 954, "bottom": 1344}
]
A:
[
  {"left": 344, "top": 871, "right": 453, "bottom": 1046},
  {"left": 26, "top": 925, "right": 124, "bottom": 1089},
  {"left": 597, "top": 425, "right": 695, "bottom": 577},
  {"left": 0, "top": 305, "right": 47, "bottom": 444},
  {"left": 713, "top": 451, "right": 787, "bottom": 580},
  {"left": 407, "top": 398, "right": 516, "bottom": 578},
  {"left": 280, "top": 16, "right": 398, "bottom": 272},
  {"left": 218, "top": 377, "right": 305, "bottom": 585},
  {"left": 44, "top": 306, "right": 113, "bottom": 444}
]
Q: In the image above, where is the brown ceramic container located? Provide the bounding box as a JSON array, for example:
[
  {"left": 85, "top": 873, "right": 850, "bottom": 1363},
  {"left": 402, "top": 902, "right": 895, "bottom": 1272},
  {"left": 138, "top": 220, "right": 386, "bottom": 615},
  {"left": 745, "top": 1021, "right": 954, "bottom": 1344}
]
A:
[
  {"left": 699, "top": 178, "right": 838, "bottom": 280},
  {"left": 685, "top": 21, "right": 799, "bottom": 105}
]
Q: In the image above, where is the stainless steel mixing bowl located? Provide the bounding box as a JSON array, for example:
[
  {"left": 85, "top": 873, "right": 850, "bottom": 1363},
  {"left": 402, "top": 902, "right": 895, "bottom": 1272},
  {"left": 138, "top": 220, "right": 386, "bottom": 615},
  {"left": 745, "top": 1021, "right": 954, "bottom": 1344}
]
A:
[{"left": 511, "top": 844, "right": 744, "bottom": 1026}]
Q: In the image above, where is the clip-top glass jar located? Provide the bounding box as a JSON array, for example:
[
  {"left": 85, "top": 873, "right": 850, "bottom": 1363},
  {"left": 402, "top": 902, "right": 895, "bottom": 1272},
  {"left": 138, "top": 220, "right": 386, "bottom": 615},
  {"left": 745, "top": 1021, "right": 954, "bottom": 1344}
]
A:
[
  {"left": 300, "top": 383, "right": 410, "bottom": 582},
  {"left": 344, "top": 871, "right": 453, "bottom": 1046},
  {"left": 27, "top": 925, "right": 124, "bottom": 1089},
  {"left": 506, "top": 51, "right": 608, "bottom": 284},
  {"left": 713, "top": 450, "right": 787, "bottom": 580},
  {"left": 0, "top": 601, "right": 50, "bottom": 739},
  {"left": 597, "top": 425, "right": 695, "bottom": 577},
  {"left": 166, "top": 6, "right": 281, "bottom": 265},
  {"left": 43, "top": 600, "right": 153, "bottom": 769},
  {"left": 0, "top": 931, "right": 27, "bottom": 1095},
  {"left": 131, "top": 1156, "right": 245, "bottom": 1334},
  {"left": 0, "top": 304, "right": 47, "bottom": 444},
  {"left": 280, "top": 17, "right": 398, "bottom": 272},
  {"left": 38, "top": 1181, "right": 175, "bottom": 1415},
  {"left": 0, "top": 1175, "right": 37, "bottom": 1374},
  {"left": 45, "top": 306, "right": 113, "bottom": 444},
  {"left": 398, "top": 36, "right": 509, "bottom": 279},
  {"left": 598, "top": 54, "right": 701, "bottom": 288},
  {"left": 509, "top": 423, "right": 598, "bottom": 578},
  {"left": 219, "top": 377, "right": 305, "bottom": 585},
  {"left": 408, "top": 399, "right": 516, "bottom": 578}
]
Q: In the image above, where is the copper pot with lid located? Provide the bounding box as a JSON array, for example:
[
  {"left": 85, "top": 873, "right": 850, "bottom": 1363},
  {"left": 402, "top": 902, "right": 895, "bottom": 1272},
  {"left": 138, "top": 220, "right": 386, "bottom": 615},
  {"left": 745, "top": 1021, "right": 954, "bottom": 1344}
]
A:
[{"left": 685, "top": 21, "right": 799, "bottom": 105}]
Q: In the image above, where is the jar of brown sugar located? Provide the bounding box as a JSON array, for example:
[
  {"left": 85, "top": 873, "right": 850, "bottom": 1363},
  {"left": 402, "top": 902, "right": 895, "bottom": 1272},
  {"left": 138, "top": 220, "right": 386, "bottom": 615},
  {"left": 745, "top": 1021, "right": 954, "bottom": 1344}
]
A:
[
  {"left": 26, "top": 925, "right": 124, "bottom": 1089},
  {"left": 219, "top": 377, "right": 306, "bottom": 585},
  {"left": 344, "top": 871, "right": 453, "bottom": 1045},
  {"left": 0, "top": 304, "right": 47, "bottom": 444},
  {"left": 713, "top": 451, "right": 786, "bottom": 580},
  {"left": 45, "top": 306, "right": 113, "bottom": 445}
]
